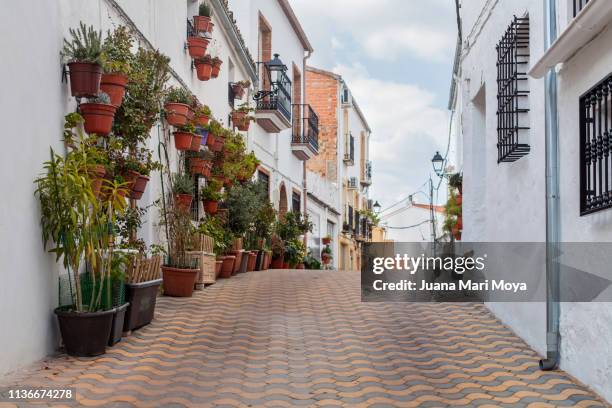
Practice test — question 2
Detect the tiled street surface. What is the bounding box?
[1,270,608,407]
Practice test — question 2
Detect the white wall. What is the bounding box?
[384,205,444,243]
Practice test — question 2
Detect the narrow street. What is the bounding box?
[1,270,607,408]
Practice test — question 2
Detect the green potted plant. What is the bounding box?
[193,3,213,33]
[63,22,103,97]
[321,245,333,265]
[80,92,117,136]
[164,86,193,126]
[187,32,210,59]
[35,119,127,356]
[211,56,223,78]
[231,103,255,131]
[100,26,133,107]
[201,179,223,215]
[284,239,306,269]
[194,104,211,127]
[231,80,251,99]
[173,172,194,212]
[194,54,214,81]
[173,122,197,151]
[444,190,462,241]
[449,172,463,194]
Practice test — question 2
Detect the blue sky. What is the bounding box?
[291,0,457,211]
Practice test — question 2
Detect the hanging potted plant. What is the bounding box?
[187,150,206,176]
[187,35,209,59]
[173,123,196,151]
[193,3,213,33]
[160,195,199,297]
[194,105,211,127]
[172,173,194,212]
[100,26,132,107]
[322,235,332,245]
[321,246,332,265]
[80,92,117,136]
[201,180,223,215]
[164,86,193,127]
[231,103,255,132]
[35,122,127,356]
[189,131,203,152]
[211,56,223,78]
[231,80,251,100]
[270,236,285,269]
[444,190,462,241]
[194,55,214,81]
[63,22,103,98]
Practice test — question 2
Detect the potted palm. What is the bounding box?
[194,55,214,81]
[63,22,103,98]
[164,86,193,126]
[100,26,132,107]
[193,3,213,33]
[80,92,117,136]
[35,120,127,356]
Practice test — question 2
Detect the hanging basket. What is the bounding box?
[195,59,213,81]
[173,131,194,151]
[100,72,128,107]
[67,62,102,98]
[80,103,117,136]
[193,15,213,33]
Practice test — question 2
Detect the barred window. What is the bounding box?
[496,16,530,163]
[580,75,612,215]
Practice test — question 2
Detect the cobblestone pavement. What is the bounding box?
[0,270,609,407]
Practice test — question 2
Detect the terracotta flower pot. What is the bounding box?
[202,162,212,178]
[220,256,235,278]
[282,262,290,269]
[130,174,150,200]
[247,252,257,272]
[232,84,245,99]
[80,103,117,136]
[211,59,222,78]
[204,199,218,215]
[232,111,251,131]
[271,257,284,269]
[214,260,223,278]
[193,15,212,33]
[100,72,128,107]
[456,194,463,206]
[88,164,106,198]
[189,133,203,151]
[205,132,216,149]
[67,62,102,98]
[173,131,194,151]
[228,250,243,274]
[190,157,206,175]
[456,216,463,230]
[195,114,210,127]
[164,103,190,126]
[195,59,213,81]
[162,265,198,297]
[296,263,305,270]
[187,36,210,59]
[175,194,193,212]
[213,137,224,152]
[186,107,195,121]
[322,237,331,245]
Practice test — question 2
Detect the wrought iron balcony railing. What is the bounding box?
[292,104,319,152]
[362,161,372,186]
[255,63,292,123]
[573,0,591,17]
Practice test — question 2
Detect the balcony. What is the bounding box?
[361,161,372,186]
[255,62,292,133]
[343,133,355,165]
[529,0,612,78]
[291,104,319,160]
[347,177,358,190]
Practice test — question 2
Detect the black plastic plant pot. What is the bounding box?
[239,252,249,274]
[255,250,264,271]
[123,279,162,332]
[55,307,115,357]
[108,303,129,346]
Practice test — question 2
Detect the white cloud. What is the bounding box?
[330,36,344,50]
[363,25,454,61]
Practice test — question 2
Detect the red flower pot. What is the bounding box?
[214,260,222,278]
[189,133,203,151]
[130,174,150,200]
[195,60,213,81]
[162,266,198,297]
[190,157,206,175]
[283,262,290,269]
[88,164,106,198]
[186,107,195,121]
[247,252,257,272]
[193,15,212,33]
[100,72,128,107]
[187,36,209,59]
[164,103,190,126]
[232,111,250,131]
[219,256,235,278]
[232,84,245,99]
[213,137,224,152]
[67,62,102,98]
[195,114,210,127]
[202,162,212,178]
[80,103,117,136]
[322,237,331,245]
[173,131,194,151]
[205,132,216,149]
[175,194,193,212]
[229,250,243,274]
[204,199,218,215]
[296,263,305,270]
[211,60,222,78]
[271,257,284,269]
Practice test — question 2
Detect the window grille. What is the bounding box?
[580,74,612,215]
[496,16,530,163]
[573,0,590,17]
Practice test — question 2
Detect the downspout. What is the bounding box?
[540,0,560,371]
[303,49,312,247]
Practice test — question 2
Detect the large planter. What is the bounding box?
[124,279,162,331]
[175,194,193,212]
[187,36,209,59]
[80,103,117,136]
[232,111,251,131]
[219,255,235,279]
[173,131,194,151]
[164,103,190,126]
[271,256,284,269]
[195,59,213,81]
[189,133,203,151]
[162,266,198,297]
[211,59,222,78]
[239,251,249,274]
[214,260,222,278]
[130,174,150,200]
[67,62,102,98]
[229,250,243,275]
[203,199,218,215]
[55,307,114,357]
[108,303,129,346]
[193,15,213,33]
[100,72,128,107]
[247,252,257,272]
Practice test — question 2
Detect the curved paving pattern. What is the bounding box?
[1,270,609,407]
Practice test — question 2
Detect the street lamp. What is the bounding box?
[373,201,382,214]
[431,151,444,176]
[253,53,288,101]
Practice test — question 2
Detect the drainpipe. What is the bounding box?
[540,0,560,371]
[303,50,312,247]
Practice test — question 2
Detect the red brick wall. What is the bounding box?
[306,69,338,179]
